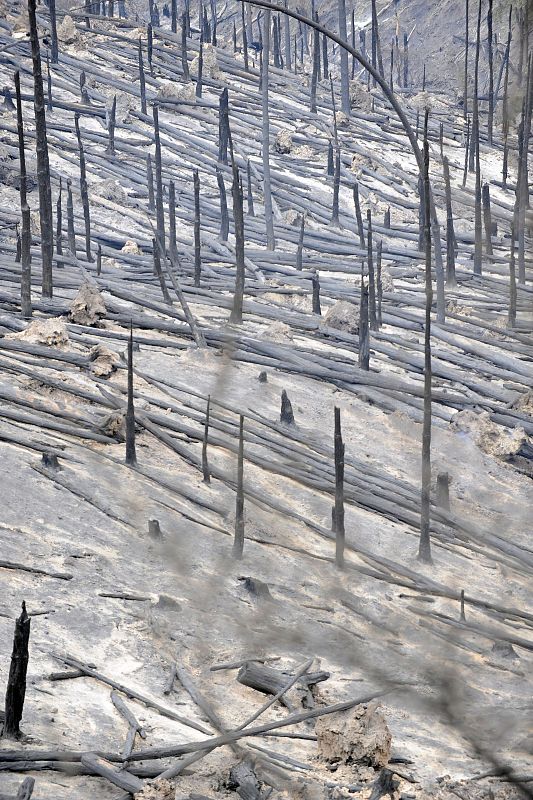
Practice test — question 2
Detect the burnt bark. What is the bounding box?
[2,602,30,740]
[125,322,137,466]
[233,415,245,559]
[193,168,201,286]
[15,71,32,319]
[74,114,93,262]
[333,406,345,569]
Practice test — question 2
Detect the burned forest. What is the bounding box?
[0,0,532,798]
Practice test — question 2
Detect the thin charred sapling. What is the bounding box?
[508,223,516,328]
[516,58,532,284]
[246,159,254,216]
[193,168,201,286]
[311,271,321,314]
[353,184,365,248]
[216,168,229,242]
[417,173,425,251]
[482,183,493,256]
[15,71,32,319]
[97,242,102,275]
[384,206,390,228]
[202,395,211,484]
[333,407,345,569]
[181,13,190,80]
[280,389,295,425]
[153,105,166,254]
[218,88,229,164]
[46,53,53,112]
[331,147,341,225]
[367,209,377,331]
[126,323,137,466]
[230,158,246,324]
[460,589,466,621]
[442,156,456,286]
[322,29,329,80]
[168,180,177,259]
[283,0,291,71]
[146,154,155,212]
[106,95,116,156]
[272,15,281,67]
[15,225,21,263]
[66,179,76,256]
[74,115,92,262]
[296,213,305,270]
[262,9,275,250]
[28,0,54,297]
[55,177,62,258]
[418,110,433,566]
[80,71,90,105]
[359,278,369,370]
[153,237,172,303]
[233,415,245,559]
[2,602,30,739]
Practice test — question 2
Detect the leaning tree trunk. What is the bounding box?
[261,9,275,250]
[74,115,93,262]
[15,71,32,319]
[28,0,53,298]
[418,110,433,565]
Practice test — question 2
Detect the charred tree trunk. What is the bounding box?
[216,168,229,242]
[463,0,469,118]
[482,182,493,257]
[376,239,382,327]
[333,407,345,569]
[353,183,365,248]
[202,395,211,484]
[472,0,482,275]
[367,209,377,331]
[152,237,172,303]
[138,39,147,115]
[218,87,229,164]
[2,602,30,740]
[181,13,190,80]
[246,159,254,216]
[125,322,137,466]
[233,415,245,559]
[262,9,275,250]
[311,271,321,314]
[230,154,246,324]
[49,0,58,63]
[106,95,116,156]
[168,179,177,259]
[508,223,516,328]
[418,110,433,566]
[296,213,305,270]
[310,12,319,114]
[74,115,93,262]
[442,156,456,286]
[196,34,204,98]
[193,168,201,286]
[28,0,53,297]
[146,154,155,212]
[55,177,62,258]
[337,0,350,114]
[153,104,166,255]
[487,0,494,143]
[331,147,341,225]
[66,179,76,256]
[15,71,32,319]
[241,3,249,70]
[359,278,369,371]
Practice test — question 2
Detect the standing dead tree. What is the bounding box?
[193,168,201,286]
[442,156,456,286]
[359,278,369,371]
[261,9,275,250]
[49,0,59,63]
[230,148,246,324]
[233,415,245,559]
[74,115,93,262]
[28,0,53,297]
[418,109,433,566]
[333,407,345,568]
[153,104,166,255]
[472,0,482,275]
[202,395,211,484]
[216,169,229,241]
[337,0,350,114]
[2,602,30,740]
[367,209,377,331]
[14,71,31,319]
[125,322,137,466]
[464,0,469,118]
